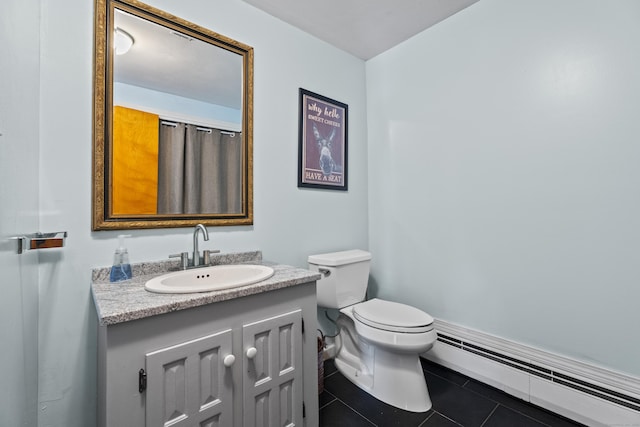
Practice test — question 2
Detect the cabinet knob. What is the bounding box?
[223,354,235,367]
[246,347,257,359]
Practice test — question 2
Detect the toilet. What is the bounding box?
[308,249,436,412]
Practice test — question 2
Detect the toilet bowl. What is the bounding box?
[309,250,436,412]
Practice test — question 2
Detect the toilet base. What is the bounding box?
[333,333,432,412]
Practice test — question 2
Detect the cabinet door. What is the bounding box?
[243,309,303,427]
[146,329,233,427]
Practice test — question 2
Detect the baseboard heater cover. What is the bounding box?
[432,322,640,414]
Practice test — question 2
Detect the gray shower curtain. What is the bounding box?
[157,122,242,214]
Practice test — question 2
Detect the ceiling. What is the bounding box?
[241,0,480,60]
[114,8,242,109]
[111,0,481,114]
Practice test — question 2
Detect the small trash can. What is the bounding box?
[317,334,325,394]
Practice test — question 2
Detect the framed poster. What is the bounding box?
[298,88,348,191]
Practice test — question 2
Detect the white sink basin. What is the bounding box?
[145,264,275,294]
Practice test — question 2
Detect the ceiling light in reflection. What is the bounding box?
[114,28,134,55]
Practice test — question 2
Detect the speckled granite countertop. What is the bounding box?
[91,251,320,326]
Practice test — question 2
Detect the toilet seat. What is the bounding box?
[353,298,434,333]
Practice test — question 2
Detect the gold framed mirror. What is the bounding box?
[93,0,253,230]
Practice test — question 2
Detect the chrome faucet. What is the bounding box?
[169,224,219,269]
[192,224,209,267]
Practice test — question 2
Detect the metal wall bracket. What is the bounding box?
[10,231,68,254]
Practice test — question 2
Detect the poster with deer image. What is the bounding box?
[298,88,348,190]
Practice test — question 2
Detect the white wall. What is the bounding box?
[114,82,242,129]
[367,0,640,377]
[37,0,368,425]
[0,0,40,425]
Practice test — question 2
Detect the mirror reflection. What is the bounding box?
[93,0,253,230]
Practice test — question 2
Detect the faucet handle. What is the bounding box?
[169,252,189,270]
[202,249,219,266]
[202,249,221,266]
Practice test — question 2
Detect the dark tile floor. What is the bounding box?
[319,358,586,427]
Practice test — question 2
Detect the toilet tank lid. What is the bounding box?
[308,249,372,266]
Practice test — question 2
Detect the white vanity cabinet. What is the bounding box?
[242,310,303,427]
[144,327,235,426]
[97,281,318,427]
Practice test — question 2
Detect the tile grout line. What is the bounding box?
[421,367,499,426]
[479,403,499,427]
[433,410,466,427]
[421,366,467,388]
[416,411,435,427]
[331,395,378,426]
[318,390,337,411]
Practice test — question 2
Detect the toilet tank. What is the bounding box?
[308,249,372,309]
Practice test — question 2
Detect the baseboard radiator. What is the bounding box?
[423,319,640,427]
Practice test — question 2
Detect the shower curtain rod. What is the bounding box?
[160,120,235,136]
[197,126,235,137]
